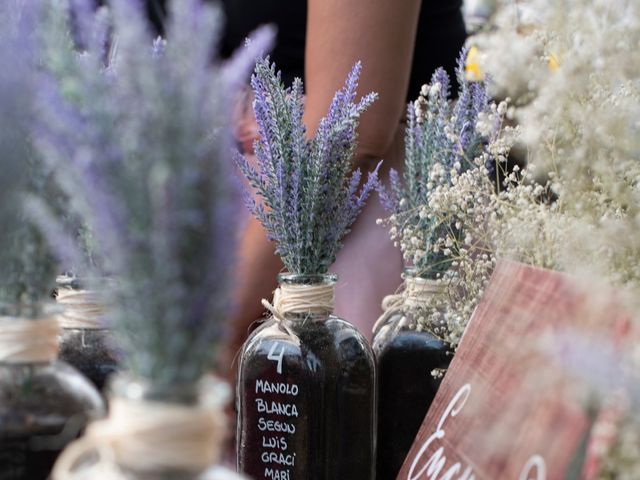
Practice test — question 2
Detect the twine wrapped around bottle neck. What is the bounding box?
[0,316,59,364]
[56,288,105,330]
[372,276,444,335]
[404,276,444,307]
[261,281,335,324]
[52,394,227,479]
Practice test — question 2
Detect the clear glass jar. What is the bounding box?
[0,359,105,480]
[56,278,119,391]
[236,273,376,480]
[372,268,452,480]
[58,328,118,391]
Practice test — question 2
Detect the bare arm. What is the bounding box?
[304,0,422,167]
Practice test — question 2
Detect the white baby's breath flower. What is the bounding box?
[429,82,441,99]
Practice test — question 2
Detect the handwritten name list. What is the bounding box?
[254,342,301,480]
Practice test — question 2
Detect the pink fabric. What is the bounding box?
[330,190,403,336]
[233,91,403,339]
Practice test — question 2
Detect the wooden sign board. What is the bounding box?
[398,260,630,480]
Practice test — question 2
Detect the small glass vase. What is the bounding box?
[236,273,376,480]
[0,315,105,480]
[52,373,246,480]
[56,276,119,391]
[372,268,452,480]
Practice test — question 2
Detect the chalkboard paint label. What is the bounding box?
[250,342,300,480]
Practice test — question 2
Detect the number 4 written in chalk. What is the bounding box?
[268,343,285,374]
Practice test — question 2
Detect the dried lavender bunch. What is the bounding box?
[27,1,112,279]
[0,1,59,317]
[235,58,379,275]
[377,53,498,278]
[36,0,272,386]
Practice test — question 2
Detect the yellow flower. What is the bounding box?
[548,51,561,72]
[465,46,484,82]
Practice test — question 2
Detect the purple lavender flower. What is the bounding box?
[377,50,497,276]
[236,58,379,275]
[0,1,60,316]
[35,0,274,386]
[452,49,490,171]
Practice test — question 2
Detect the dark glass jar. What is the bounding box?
[236,274,376,480]
[0,317,105,480]
[56,277,119,391]
[373,269,452,480]
[52,374,247,480]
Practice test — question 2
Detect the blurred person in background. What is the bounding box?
[115,0,466,368]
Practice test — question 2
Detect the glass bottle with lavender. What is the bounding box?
[33,0,276,476]
[9,0,266,477]
[0,305,105,480]
[235,59,380,479]
[0,11,107,470]
[373,61,500,479]
[237,273,376,480]
[372,268,451,480]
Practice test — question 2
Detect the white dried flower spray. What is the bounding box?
[378,68,519,348]
[463,0,640,475]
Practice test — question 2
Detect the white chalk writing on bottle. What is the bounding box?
[257,341,299,480]
[267,343,286,374]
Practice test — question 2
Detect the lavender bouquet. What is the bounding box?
[377,52,500,278]
[0,10,105,479]
[235,59,379,480]
[0,1,59,318]
[235,58,379,275]
[36,0,272,387]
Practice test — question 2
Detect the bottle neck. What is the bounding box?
[269,273,337,322]
[402,265,441,281]
[403,275,444,306]
[0,313,60,365]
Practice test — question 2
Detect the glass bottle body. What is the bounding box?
[0,360,105,480]
[58,327,118,391]
[237,275,376,480]
[373,278,451,480]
